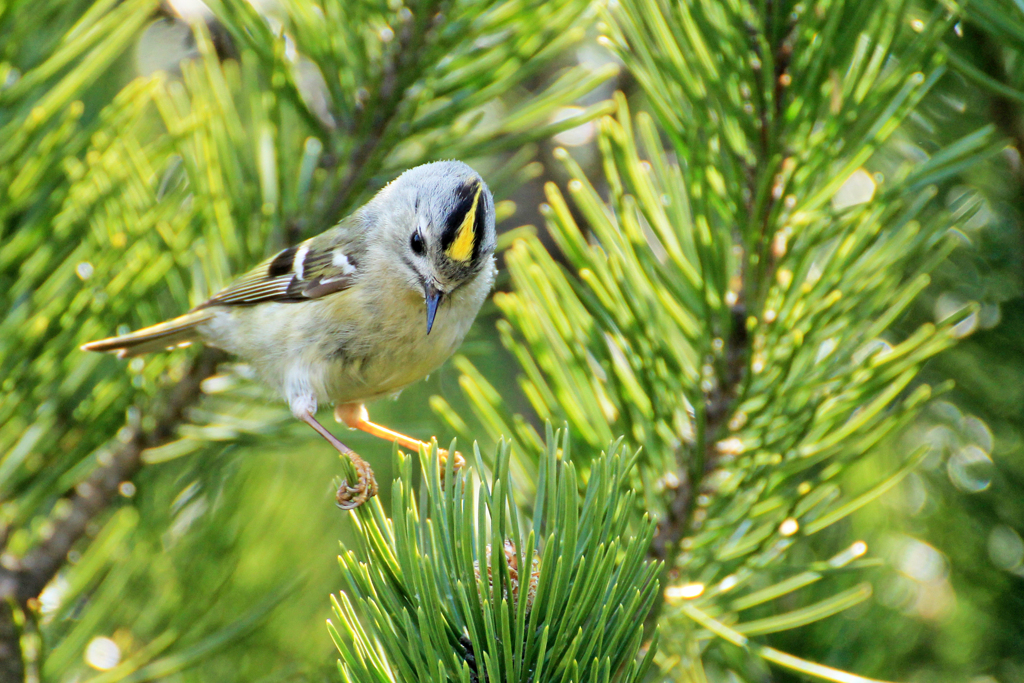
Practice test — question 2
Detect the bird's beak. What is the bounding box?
[424,282,443,335]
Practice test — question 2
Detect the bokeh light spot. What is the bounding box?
[947,445,994,493]
[85,637,121,671]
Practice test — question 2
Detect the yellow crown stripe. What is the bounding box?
[447,183,483,262]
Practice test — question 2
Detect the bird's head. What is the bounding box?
[372,160,496,334]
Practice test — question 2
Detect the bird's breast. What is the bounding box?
[315,277,486,405]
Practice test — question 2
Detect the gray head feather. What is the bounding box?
[365,160,496,296]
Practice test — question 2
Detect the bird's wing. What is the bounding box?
[196,220,367,309]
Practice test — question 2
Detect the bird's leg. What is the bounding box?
[334,403,465,473]
[299,411,378,510]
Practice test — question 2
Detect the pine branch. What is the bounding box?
[435,3,1004,681]
[652,4,795,579]
[0,348,224,679]
[648,305,747,636]
[1,349,225,606]
[320,4,434,227]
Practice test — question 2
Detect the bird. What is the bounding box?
[82,160,497,509]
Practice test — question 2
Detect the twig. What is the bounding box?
[646,305,748,633]
[649,472,693,565]
[321,5,437,227]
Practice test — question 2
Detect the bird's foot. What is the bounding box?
[438,447,466,485]
[297,410,378,510]
[336,452,378,510]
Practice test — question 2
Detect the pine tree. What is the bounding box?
[0,0,1010,681]
[427,0,1003,680]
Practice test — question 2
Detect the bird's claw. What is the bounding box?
[437,447,466,485]
[335,455,378,510]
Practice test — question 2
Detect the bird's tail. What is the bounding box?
[81,310,213,358]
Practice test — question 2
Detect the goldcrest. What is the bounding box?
[83,160,497,508]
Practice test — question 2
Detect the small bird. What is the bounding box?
[83,160,497,508]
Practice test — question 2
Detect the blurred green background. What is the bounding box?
[2,0,1023,681]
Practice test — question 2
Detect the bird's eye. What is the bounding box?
[410,230,425,255]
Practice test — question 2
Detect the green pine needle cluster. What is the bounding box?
[331,430,658,683]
